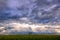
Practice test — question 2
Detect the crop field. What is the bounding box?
[0,35,60,40]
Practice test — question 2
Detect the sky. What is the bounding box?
[0,0,60,34]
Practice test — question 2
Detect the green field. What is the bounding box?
[0,35,60,40]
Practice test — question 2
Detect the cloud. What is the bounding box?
[0,20,60,34]
[0,0,60,34]
[0,0,59,23]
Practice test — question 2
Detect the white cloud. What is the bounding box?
[0,20,60,34]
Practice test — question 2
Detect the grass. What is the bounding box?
[0,35,60,40]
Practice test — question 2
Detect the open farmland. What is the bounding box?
[0,35,60,40]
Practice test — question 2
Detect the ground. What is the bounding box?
[0,35,60,40]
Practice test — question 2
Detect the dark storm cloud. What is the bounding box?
[0,0,60,24]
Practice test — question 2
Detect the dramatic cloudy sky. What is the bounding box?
[0,0,60,34]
